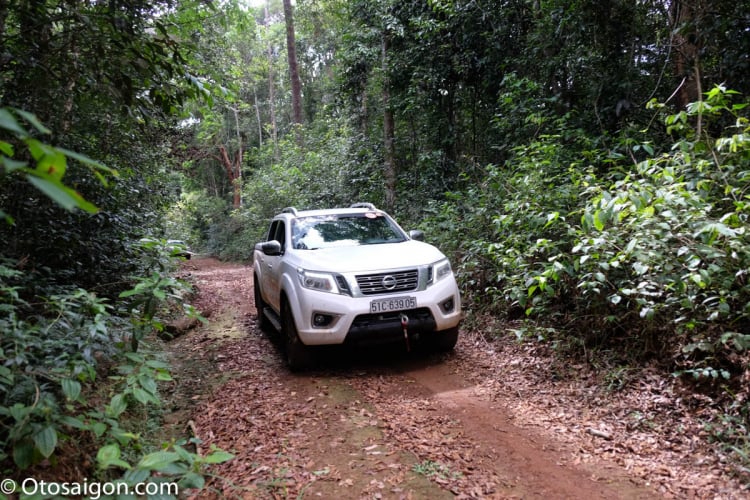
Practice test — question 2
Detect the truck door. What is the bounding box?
[262,220,286,313]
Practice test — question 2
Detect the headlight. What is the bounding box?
[429,258,453,285]
[297,268,341,294]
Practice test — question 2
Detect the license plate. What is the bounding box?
[370,296,417,314]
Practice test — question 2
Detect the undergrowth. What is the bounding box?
[0,239,230,498]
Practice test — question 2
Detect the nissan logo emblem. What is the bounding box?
[381,275,397,290]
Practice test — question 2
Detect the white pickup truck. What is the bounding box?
[253,203,462,370]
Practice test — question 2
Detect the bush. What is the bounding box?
[1,245,227,492]
[421,131,589,313]
[425,86,750,371]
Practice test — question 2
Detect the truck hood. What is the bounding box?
[290,240,447,273]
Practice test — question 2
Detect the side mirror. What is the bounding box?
[261,240,282,256]
[409,230,425,241]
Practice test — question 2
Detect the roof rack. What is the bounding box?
[281,207,298,216]
[350,202,377,210]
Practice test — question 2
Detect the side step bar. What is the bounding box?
[263,307,282,332]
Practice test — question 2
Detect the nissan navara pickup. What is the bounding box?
[253,203,462,370]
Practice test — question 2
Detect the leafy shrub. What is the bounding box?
[0,263,119,468]
[421,131,589,312]
[426,85,750,371]
[565,87,748,360]
[0,107,157,299]
[571,146,750,356]
[1,244,226,492]
[0,107,114,220]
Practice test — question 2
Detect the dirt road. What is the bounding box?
[165,258,746,499]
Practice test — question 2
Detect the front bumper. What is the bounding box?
[291,276,462,346]
[345,307,436,346]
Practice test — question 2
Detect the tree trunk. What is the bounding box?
[265,0,279,161]
[217,146,241,209]
[253,86,263,148]
[230,106,243,208]
[382,32,396,212]
[669,0,702,109]
[61,14,78,134]
[283,0,303,132]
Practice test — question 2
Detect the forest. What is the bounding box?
[1,0,749,494]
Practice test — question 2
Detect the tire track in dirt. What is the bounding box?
[398,360,654,498]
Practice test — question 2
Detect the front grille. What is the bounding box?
[356,269,419,295]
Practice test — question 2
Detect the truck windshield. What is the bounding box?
[292,214,406,250]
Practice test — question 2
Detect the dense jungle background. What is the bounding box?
[1,0,749,494]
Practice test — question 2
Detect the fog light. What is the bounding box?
[440,297,455,313]
[312,313,336,328]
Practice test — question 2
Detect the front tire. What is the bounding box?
[281,301,314,371]
[430,327,459,352]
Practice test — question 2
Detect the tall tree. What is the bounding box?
[669,0,703,110]
[382,29,396,211]
[266,0,280,161]
[283,0,304,129]
[221,106,243,208]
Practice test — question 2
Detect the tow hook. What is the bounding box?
[400,313,410,352]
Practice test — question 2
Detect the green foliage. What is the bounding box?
[97,440,233,492]
[247,124,358,209]
[427,86,750,369]
[0,0,197,296]
[703,401,750,474]
[1,1,203,123]
[0,1,232,491]
[1,263,117,468]
[165,190,226,250]
[420,85,750,465]
[0,107,116,222]
[118,239,203,350]
[422,129,588,311]
[0,244,225,492]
